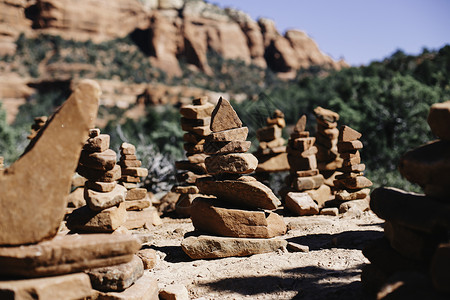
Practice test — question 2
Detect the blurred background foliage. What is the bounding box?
[1,33,449,193]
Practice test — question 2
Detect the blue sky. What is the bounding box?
[212,0,450,66]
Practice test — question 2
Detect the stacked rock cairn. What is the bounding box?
[0,81,157,299]
[181,97,287,259]
[118,142,161,230]
[27,115,47,140]
[254,109,290,173]
[313,106,343,188]
[333,125,373,216]
[362,100,450,298]
[165,96,213,217]
[67,129,128,234]
[284,115,333,216]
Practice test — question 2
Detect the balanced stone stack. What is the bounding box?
[333,125,373,215]
[362,100,450,298]
[313,106,343,187]
[27,116,47,140]
[118,142,161,229]
[284,115,333,215]
[67,129,128,234]
[181,97,287,259]
[163,97,213,217]
[254,109,290,173]
[0,80,157,300]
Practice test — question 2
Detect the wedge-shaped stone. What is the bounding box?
[0,273,92,300]
[85,180,117,192]
[0,80,100,246]
[180,102,214,119]
[190,198,286,238]
[87,255,144,292]
[257,125,281,142]
[431,243,450,293]
[67,204,127,233]
[208,126,248,142]
[285,192,319,216]
[313,106,339,123]
[370,187,450,233]
[399,140,450,188]
[204,141,251,154]
[210,97,242,131]
[85,184,127,211]
[255,152,290,173]
[121,167,148,177]
[0,234,140,278]
[120,142,136,155]
[338,125,362,142]
[337,140,363,152]
[428,100,450,141]
[196,176,281,209]
[125,188,147,200]
[205,153,258,174]
[335,188,370,201]
[79,149,117,171]
[293,174,324,191]
[122,199,151,211]
[293,115,307,133]
[77,164,121,183]
[182,235,287,259]
[93,272,158,300]
[84,134,110,152]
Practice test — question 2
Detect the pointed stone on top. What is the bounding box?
[294,115,307,133]
[210,97,242,132]
[338,125,362,142]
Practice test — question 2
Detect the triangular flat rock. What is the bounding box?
[294,115,307,133]
[210,97,242,132]
[0,80,100,246]
[339,125,362,142]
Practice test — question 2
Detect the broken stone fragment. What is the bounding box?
[205,153,258,174]
[190,197,286,238]
[93,272,158,300]
[285,192,319,216]
[0,79,100,246]
[86,255,144,292]
[0,234,140,277]
[84,134,110,152]
[181,235,287,259]
[196,176,281,210]
[136,249,158,270]
[120,142,136,155]
[66,203,128,233]
[338,197,370,214]
[79,149,117,171]
[159,284,190,300]
[85,184,127,211]
[210,97,242,132]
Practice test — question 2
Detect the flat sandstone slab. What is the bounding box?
[182,235,287,259]
[0,234,140,278]
[196,176,281,209]
[0,273,92,300]
[0,80,100,246]
[190,197,286,238]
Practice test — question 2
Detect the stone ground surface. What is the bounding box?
[148,211,384,299]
